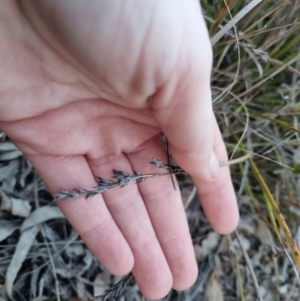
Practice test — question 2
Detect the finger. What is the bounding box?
[25,153,134,275]
[86,152,172,300]
[195,117,239,234]
[150,13,239,233]
[127,134,198,291]
[153,79,239,233]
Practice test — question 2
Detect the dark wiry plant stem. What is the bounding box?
[54,158,185,201]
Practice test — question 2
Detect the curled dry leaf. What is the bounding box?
[10,197,31,217]
[0,189,31,217]
[21,206,65,232]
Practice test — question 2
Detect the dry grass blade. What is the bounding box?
[43,225,61,301]
[248,109,300,134]
[234,230,264,301]
[267,57,300,77]
[234,252,245,301]
[249,158,300,270]
[211,0,265,45]
[212,0,237,30]
[263,189,282,245]
[239,53,300,97]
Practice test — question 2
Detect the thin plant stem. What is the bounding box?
[234,230,264,301]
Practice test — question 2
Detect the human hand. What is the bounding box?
[0,1,239,298]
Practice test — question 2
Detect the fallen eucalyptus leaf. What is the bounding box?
[0,142,19,152]
[5,225,39,299]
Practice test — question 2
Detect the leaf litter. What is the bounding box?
[5,225,40,299]
[2,145,300,300]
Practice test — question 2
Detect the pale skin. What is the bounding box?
[0,1,239,299]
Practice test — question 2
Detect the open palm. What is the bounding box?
[0,1,239,298]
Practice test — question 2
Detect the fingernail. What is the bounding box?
[209,151,219,179]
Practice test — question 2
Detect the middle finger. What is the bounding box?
[86,153,172,299]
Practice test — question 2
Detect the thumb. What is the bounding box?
[152,55,218,183]
[151,35,239,234]
[152,70,239,234]
[149,5,218,182]
[153,83,218,183]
